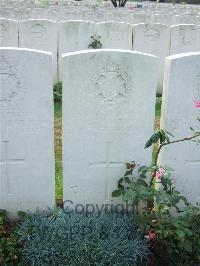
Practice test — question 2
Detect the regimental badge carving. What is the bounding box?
[0,56,25,108]
[30,23,47,39]
[179,28,196,45]
[95,58,131,104]
[144,27,160,42]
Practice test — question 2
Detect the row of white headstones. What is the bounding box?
[0,6,200,24]
[1,19,200,94]
[0,48,199,216]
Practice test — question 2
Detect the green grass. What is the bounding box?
[54,102,62,201]
[54,98,162,200]
[155,97,162,118]
[54,102,62,118]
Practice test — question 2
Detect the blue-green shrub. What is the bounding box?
[17,209,150,265]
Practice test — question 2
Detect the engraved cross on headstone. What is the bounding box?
[0,141,25,195]
[89,142,124,202]
[186,160,200,165]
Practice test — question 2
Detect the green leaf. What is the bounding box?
[176,229,185,239]
[118,177,124,184]
[138,166,149,174]
[123,190,136,201]
[144,139,152,149]
[124,170,133,176]
[139,188,151,200]
[160,130,167,143]
[118,184,124,191]
[124,176,131,183]
[140,173,148,179]
[150,164,157,170]
[152,131,162,143]
[145,131,160,148]
[137,179,148,187]
[112,190,121,197]
[183,240,193,252]
[183,228,193,236]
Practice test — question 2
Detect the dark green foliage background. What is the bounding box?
[53,81,62,103]
[0,209,22,265]
[17,210,150,266]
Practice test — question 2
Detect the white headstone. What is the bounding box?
[159,52,200,206]
[197,16,200,25]
[0,48,55,215]
[14,9,32,20]
[0,19,18,47]
[132,13,145,24]
[173,14,197,25]
[84,11,96,22]
[170,24,200,55]
[134,23,170,94]
[58,20,94,80]
[32,8,48,20]
[0,9,12,19]
[96,22,133,49]
[106,12,118,22]
[152,14,172,25]
[18,19,58,82]
[61,9,79,21]
[62,49,157,206]
[95,9,106,22]
[47,7,60,20]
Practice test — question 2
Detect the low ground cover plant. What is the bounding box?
[17,210,150,265]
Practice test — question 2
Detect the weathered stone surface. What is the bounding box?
[62,49,157,206]
[0,48,55,215]
[58,20,94,80]
[134,23,170,94]
[170,24,200,55]
[96,22,133,49]
[59,20,94,54]
[159,52,200,206]
[18,19,58,82]
[0,19,18,47]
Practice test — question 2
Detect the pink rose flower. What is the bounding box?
[145,231,156,241]
[193,101,200,109]
[156,168,165,180]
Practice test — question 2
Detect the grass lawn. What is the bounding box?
[54,98,162,200]
[54,102,62,201]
